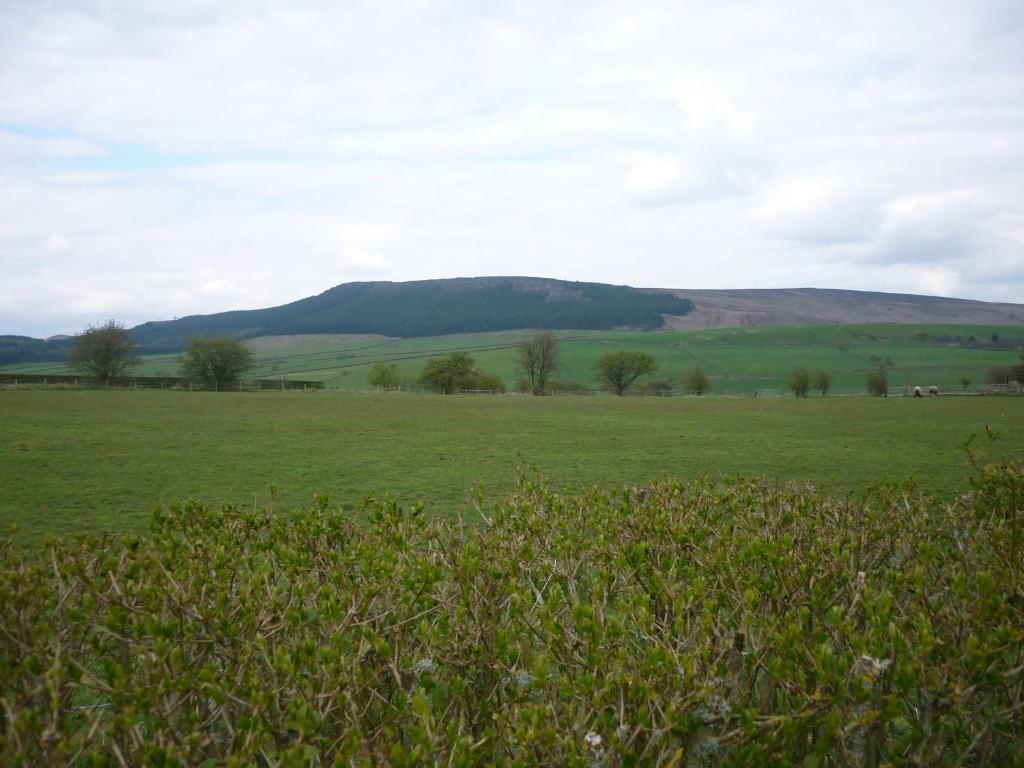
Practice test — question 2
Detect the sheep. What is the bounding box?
[928,385,939,397]
[913,386,923,398]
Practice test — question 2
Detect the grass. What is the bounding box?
[2,389,1021,544]
[3,322,1021,393]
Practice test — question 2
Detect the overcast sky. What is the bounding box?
[1,0,1022,337]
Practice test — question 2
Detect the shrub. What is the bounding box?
[684,366,712,395]
[547,379,592,395]
[469,371,506,393]
[368,361,400,389]
[3,463,1023,764]
[180,337,255,385]
[866,360,893,397]
[642,378,675,396]
[595,350,657,395]
[815,369,832,396]
[419,353,503,394]
[788,368,811,397]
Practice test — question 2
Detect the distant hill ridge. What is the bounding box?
[1,277,1021,365]
[129,277,695,352]
[662,287,1024,330]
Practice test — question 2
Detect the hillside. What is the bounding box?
[3,279,1022,366]
[129,277,695,352]
[661,287,1024,329]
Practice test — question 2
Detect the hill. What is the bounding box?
[662,287,1024,328]
[129,277,695,352]
[3,279,1022,366]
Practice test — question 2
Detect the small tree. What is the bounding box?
[419,352,475,394]
[684,366,711,396]
[865,360,892,397]
[66,320,141,380]
[368,362,399,389]
[181,337,255,387]
[815,369,832,396]
[596,350,657,395]
[959,376,971,391]
[517,332,559,395]
[789,368,811,398]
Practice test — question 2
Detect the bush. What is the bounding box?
[368,361,400,389]
[419,352,473,393]
[180,337,255,385]
[684,366,712,395]
[418,353,504,394]
[642,378,675,396]
[866,361,893,397]
[788,368,811,397]
[468,371,506,393]
[595,350,657,395]
[815,369,832,396]
[547,379,592,395]
[3,463,1023,764]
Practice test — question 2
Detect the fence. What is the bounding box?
[0,373,323,391]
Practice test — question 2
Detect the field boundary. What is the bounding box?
[0,373,324,391]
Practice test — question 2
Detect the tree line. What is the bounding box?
[64,321,1024,396]
[66,321,257,386]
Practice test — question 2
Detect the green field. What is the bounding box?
[2,389,1021,544]
[4,323,1022,393]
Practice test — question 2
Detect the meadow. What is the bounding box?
[2,389,1021,545]
[4,322,1022,394]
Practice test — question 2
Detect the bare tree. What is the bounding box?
[517,332,559,395]
[66,320,141,380]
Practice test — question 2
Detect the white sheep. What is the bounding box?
[928,385,938,397]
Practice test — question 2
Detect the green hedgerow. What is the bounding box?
[2,462,1022,765]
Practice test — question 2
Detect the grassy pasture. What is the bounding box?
[1,389,1021,544]
[4,323,1021,393]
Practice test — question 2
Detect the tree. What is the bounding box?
[596,350,657,395]
[865,359,893,397]
[789,368,811,398]
[684,366,712,396]
[66,320,140,380]
[181,337,255,386]
[959,376,971,390]
[517,332,559,395]
[368,362,399,389]
[815,369,832,396]
[419,352,475,394]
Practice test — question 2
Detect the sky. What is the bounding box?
[1,0,1022,337]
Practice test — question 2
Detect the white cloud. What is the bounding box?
[754,173,884,244]
[0,128,104,159]
[0,0,1022,336]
